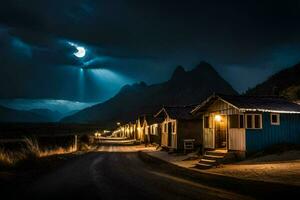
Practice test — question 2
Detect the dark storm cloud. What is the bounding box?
[0,0,300,102]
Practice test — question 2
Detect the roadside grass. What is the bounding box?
[0,137,77,169]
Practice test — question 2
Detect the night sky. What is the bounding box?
[1,0,300,107]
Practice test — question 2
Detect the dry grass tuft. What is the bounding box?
[0,137,77,168]
[38,145,77,157]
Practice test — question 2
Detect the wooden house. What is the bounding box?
[155,106,202,151]
[145,116,164,145]
[134,115,162,144]
[192,94,300,157]
[136,115,146,142]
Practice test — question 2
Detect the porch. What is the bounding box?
[203,113,246,152]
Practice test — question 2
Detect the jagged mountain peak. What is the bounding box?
[171,65,186,80]
[119,81,148,93]
[62,63,237,127]
[193,61,216,73]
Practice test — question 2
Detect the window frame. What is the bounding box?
[151,124,158,135]
[164,123,167,133]
[229,114,245,129]
[229,114,239,128]
[270,113,280,125]
[172,121,176,134]
[203,115,211,129]
[239,114,245,128]
[245,114,262,129]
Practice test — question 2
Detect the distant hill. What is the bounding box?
[0,105,49,122]
[29,109,63,122]
[62,62,237,127]
[246,62,300,100]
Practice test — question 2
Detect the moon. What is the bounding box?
[74,46,86,58]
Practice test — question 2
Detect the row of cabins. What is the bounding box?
[116,94,300,158]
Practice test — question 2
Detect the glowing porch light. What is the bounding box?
[94,132,101,138]
[214,115,222,122]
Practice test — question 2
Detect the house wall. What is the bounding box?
[229,128,246,151]
[177,119,202,150]
[161,121,168,147]
[246,113,300,153]
[150,124,161,145]
[136,119,144,141]
[161,118,177,148]
[144,121,152,143]
[140,121,148,142]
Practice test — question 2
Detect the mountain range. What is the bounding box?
[62,62,237,127]
[246,62,300,100]
[0,107,71,123]
[29,109,63,122]
[0,105,49,123]
[2,61,300,124]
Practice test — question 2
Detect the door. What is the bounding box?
[167,122,172,146]
[215,115,227,149]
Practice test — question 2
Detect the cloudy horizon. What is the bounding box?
[1,0,300,102]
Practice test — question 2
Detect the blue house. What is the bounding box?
[192,94,300,156]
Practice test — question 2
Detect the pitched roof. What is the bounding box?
[192,94,300,114]
[145,115,164,125]
[155,106,197,120]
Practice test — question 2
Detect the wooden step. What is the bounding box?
[199,158,217,165]
[205,150,227,157]
[203,154,224,160]
[201,158,217,163]
[195,163,213,170]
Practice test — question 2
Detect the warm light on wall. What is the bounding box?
[94,132,101,138]
[214,115,222,122]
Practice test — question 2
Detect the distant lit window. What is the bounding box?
[151,125,158,135]
[271,113,280,125]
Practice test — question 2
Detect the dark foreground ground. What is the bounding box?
[1,145,300,200]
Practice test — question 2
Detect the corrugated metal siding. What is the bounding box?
[229,129,245,150]
[246,113,300,153]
